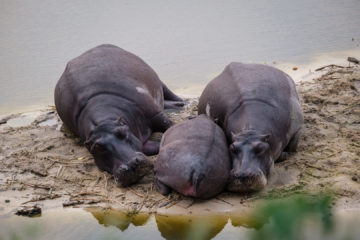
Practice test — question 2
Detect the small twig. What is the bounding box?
[30,169,48,177]
[136,195,148,213]
[104,173,108,190]
[108,198,125,205]
[56,165,64,177]
[63,200,84,207]
[129,188,146,198]
[20,182,51,190]
[315,64,344,71]
[95,175,101,185]
[22,194,61,204]
[215,197,234,206]
[165,200,180,209]
[46,161,57,170]
[184,200,195,209]
[303,163,326,171]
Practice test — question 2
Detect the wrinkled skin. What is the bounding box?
[198,63,303,192]
[84,119,153,187]
[227,131,273,192]
[55,44,183,187]
[155,115,231,199]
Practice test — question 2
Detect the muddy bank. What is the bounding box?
[0,64,359,216]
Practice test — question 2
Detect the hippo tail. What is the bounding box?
[181,171,205,198]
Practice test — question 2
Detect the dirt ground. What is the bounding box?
[0,64,359,216]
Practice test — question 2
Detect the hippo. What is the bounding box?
[155,114,230,199]
[55,44,183,187]
[198,63,303,192]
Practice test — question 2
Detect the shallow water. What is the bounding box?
[1,207,359,240]
[0,208,252,240]
[1,0,360,114]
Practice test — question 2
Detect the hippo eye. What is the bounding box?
[253,143,266,155]
[230,144,241,154]
[115,126,128,139]
[94,142,107,153]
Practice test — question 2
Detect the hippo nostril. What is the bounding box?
[231,170,240,178]
[238,169,264,183]
[119,164,129,172]
[134,157,144,165]
[238,173,250,183]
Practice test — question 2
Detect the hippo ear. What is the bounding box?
[231,131,236,142]
[229,143,237,154]
[261,134,271,143]
[84,139,93,150]
[115,126,128,139]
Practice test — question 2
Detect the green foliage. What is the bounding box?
[250,194,333,240]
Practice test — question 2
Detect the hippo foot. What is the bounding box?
[143,140,160,156]
[284,130,301,152]
[155,180,171,195]
[276,152,288,163]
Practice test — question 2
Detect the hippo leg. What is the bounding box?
[162,83,184,109]
[156,179,171,195]
[163,83,183,102]
[276,152,288,162]
[143,140,160,156]
[285,130,301,152]
[276,130,301,162]
[165,101,185,109]
[151,112,174,132]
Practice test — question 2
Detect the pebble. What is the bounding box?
[348,57,359,64]
[15,205,42,217]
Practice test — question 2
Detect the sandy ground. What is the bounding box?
[0,64,359,217]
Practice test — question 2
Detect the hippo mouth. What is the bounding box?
[113,158,154,187]
[227,170,267,192]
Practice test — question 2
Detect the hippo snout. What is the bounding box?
[113,153,153,187]
[118,164,129,172]
[228,168,267,192]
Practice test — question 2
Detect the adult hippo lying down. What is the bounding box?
[198,63,303,192]
[155,115,230,199]
[55,44,183,187]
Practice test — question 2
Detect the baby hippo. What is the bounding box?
[155,115,230,199]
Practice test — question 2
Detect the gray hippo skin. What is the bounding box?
[198,63,303,192]
[155,115,230,199]
[55,44,183,187]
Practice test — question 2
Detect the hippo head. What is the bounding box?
[227,131,273,192]
[85,118,153,187]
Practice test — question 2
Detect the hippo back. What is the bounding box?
[155,115,230,199]
[55,44,164,136]
[198,63,303,158]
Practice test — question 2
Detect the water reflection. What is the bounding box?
[155,214,228,240]
[83,195,360,240]
[86,207,237,240]
[88,208,150,231]
[230,214,262,230]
